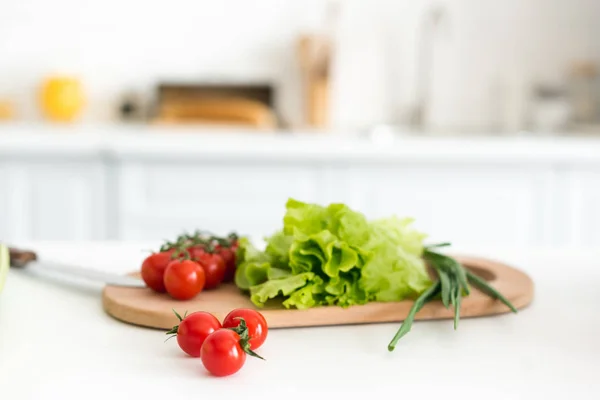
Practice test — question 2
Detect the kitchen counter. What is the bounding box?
[1,123,600,163]
[1,242,599,399]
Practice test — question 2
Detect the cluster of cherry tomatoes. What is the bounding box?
[166,308,268,377]
[141,232,239,300]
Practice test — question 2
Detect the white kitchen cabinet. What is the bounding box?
[0,157,597,248]
[562,167,600,246]
[0,159,107,242]
[111,159,559,247]
[1,126,599,247]
[1,158,590,248]
[320,164,555,247]
[114,160,322,241]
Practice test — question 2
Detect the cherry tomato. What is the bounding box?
[222,308,268,350]
[215,245,236,282]
[200,329,246,377]
[186,245,205,260]
[163,259,205,300]
[167,311,222,357]
[193,251,226,290]
[228,239,239,258]
[230,240,239,262]
[227,234,239,250]
[141,250,174,292]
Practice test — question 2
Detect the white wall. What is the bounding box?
[0,0,598,131]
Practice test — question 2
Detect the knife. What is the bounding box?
[8,247,146,288]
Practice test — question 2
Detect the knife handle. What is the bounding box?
[8,248,38,268]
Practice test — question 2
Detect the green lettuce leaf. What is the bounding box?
[288,234,326,274]
[283,199,329,236]
[250,272,315,307]
[267,267,292,280]
[288,230,362,278]
[235,198,432,309]
[360,217,431,301]
[234,238,273,290]
[264,230,293,268]
[281,276,325,309]
[367,216,427,256]
[326,203,370,247]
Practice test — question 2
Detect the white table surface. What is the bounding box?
[1,242,599,400]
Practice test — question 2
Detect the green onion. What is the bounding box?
[466,270,518,313]
[387,245,517,351]
[387,281,441,351]
[452,284,461,330]
[437,269,451,308]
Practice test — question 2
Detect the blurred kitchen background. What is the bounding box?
[0,0,599,248]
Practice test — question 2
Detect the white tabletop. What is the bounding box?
[1,242,599,399]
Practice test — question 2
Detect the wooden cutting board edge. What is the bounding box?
[102,255,534,330]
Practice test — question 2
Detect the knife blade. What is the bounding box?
[8,247,146,288]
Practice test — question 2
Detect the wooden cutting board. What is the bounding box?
[102,255,534,330]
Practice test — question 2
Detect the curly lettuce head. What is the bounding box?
[235,199,432,309]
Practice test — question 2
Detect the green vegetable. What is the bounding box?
[386,280,441,348]
[387,246,518,351]
[232,199,518,351]
[235,198,432,309]
[466,270,517,313]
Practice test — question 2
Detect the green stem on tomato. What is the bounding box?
[165,309,189,341]
[226,317,266,361]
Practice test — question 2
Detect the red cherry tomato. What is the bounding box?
[215,245,236,282]
[141,250,174,292]
[200,329,246,377]
[167,311,222,357]
[222,308,268,350]
[186,245,205,260]
[227,236,239,251]
[193,251,226,290]
[163,259,205,300]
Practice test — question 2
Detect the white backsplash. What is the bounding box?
[0,0,598,131]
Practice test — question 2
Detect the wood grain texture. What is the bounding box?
[102,255,534,330]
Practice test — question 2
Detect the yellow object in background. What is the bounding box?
[40,76,85,122]
[0,100,15,121]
